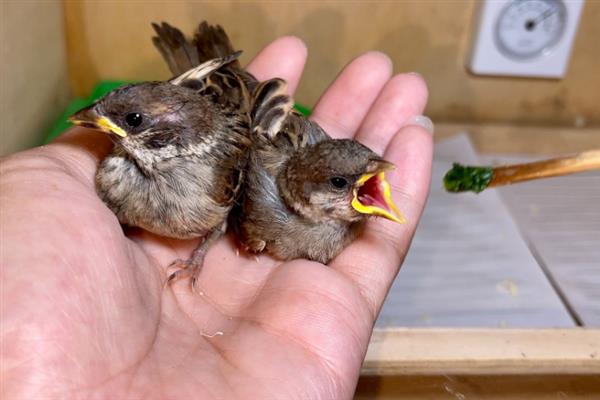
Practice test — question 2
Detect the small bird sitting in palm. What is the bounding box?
[70,30,252,288]
[234,78,405,264]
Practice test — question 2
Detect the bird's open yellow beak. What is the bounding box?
[351,170,406,224]
[69,106,128,138]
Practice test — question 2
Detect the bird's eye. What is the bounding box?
[125,113,143,127]
[330,177,348,189]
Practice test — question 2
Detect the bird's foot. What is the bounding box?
[166,255,205,292]
[165,224,225,292]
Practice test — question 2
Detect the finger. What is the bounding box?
[310,52,392,139]
[330,124,433,319]
[354,73,428,154]
[245,36,307,94]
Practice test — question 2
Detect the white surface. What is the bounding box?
[468,0,584,78]
[489,156,600,327]
[376,134,575,328]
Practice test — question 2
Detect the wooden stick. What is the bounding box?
[489,150,600,188]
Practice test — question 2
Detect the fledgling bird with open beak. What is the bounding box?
[233,79,405,264]
[69,29,252,288]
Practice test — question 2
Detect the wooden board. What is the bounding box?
[355,374,600,399]
[435,124,600,156]
[363,328,600,376]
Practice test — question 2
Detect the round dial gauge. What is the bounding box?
[495,0,568,60]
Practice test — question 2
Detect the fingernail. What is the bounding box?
[407,115,434,135]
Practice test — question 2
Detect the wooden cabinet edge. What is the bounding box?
[362,328,600,375]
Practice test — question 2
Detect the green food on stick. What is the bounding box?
[443,163,493,193]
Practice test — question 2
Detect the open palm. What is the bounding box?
[1,37,432,399]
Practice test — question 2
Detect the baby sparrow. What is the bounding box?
[233,79,406,263]
[70,28,252,288]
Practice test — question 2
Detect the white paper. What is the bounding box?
[376,134,575,328]
[487,155,600,327]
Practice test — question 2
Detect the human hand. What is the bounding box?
[0,37,432,399]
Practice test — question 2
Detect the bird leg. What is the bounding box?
[166,222,227,290]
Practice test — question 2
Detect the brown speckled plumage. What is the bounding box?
[71,22,256,286]
[92,82,250,240]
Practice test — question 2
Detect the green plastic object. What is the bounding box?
[293,103,311,117]
[45,80,311,144]
[44,97,92,144]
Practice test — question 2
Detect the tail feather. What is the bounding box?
[151,22,199,76]
[194,21,240,68]
[152,21,240,76]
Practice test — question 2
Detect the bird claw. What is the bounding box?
[166,258,203,292]
[164,225,221,292]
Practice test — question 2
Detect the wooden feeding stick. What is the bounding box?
[444,150,600,193]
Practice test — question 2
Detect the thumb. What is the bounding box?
[44,126,113,188]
